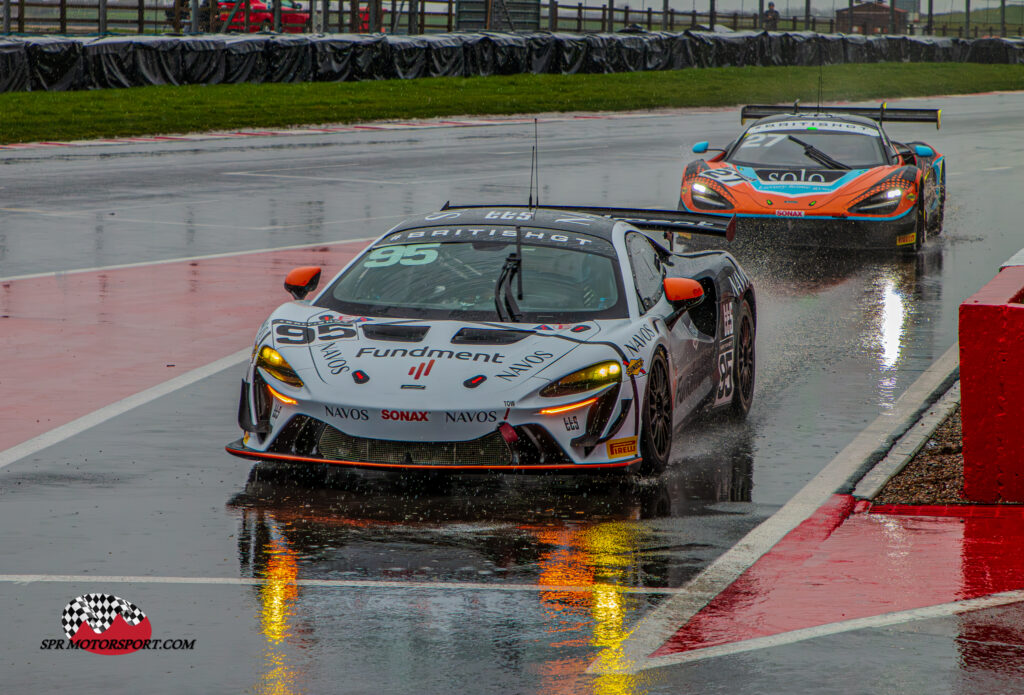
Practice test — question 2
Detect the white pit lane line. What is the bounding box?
[588,342,961,675]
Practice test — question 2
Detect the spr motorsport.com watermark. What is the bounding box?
[40,593,196,655]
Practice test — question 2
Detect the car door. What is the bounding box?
[624,233,710,424]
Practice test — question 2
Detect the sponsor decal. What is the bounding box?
[408,359,435,380]
[381,410,429,422]
[356,346,505,364]
[563,415,580,432]
[445,411,498,424]
[325,406,369,420]
[318,313,369,324]
[754,168,846,184]
[45,594,194,655]
[896,232,917,246]
[775,209,805,217]
[380,228,615,256]
[623,325,657,355]
[747,120,879,136]
[606,436,638,458]
[494,350,555,381]
[318,342,351,375]
[364,243,440,268]
[625,358,645,377]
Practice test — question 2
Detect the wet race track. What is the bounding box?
[2,92,1024,693]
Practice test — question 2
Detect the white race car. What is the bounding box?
[226,205,756,475]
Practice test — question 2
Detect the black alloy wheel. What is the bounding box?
[638,350,672,476]
[730,300,755,418]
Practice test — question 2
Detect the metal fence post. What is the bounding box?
[669,7,674,29]
[446,0,452,31]
[137,0,144,32]
[577,2,582,31]
[408,0,417,32]
[927,0,933,33]
[1,0,8,33]
[646,6,652,29]
[661,0,667,28]
[623,4,628,25]
[888,0,894,33]
[608,0,614,30]
[321,0,328,31]
[99,0,107,32]
[548,0,556,29]
[190,0,199,31]
[1000,0,1005,35]
[709,0,715,28]
[804,0,809,29]
[60,0,67,32]
[964,0,969,37]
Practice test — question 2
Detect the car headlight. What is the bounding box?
[849,187,904,215]
[540,360,621,398]
[690,181,732,210]
[256,346,303,387]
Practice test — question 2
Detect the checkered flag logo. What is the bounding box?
[61,594,147,640]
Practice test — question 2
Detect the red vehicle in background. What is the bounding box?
[195,0,311,32]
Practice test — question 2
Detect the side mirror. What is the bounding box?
[692,141,710,154]
[664,277,704,309]
[284,266,321,300]
[913,144,934,158]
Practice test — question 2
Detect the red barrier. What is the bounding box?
[959,258,1024,502]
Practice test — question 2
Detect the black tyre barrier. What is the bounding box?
[0,30,1021,93]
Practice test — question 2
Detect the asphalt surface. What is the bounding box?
[2,92,1024,693]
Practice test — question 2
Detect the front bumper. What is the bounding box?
[679,203,918,251]
[228,378,642,472]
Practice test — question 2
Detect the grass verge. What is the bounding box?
[2,62,1023,144]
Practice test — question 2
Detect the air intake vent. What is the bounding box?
[361,324,429,342]
[452,328,533,345]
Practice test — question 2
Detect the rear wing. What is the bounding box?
[740,102,941,129]
[440,203,736,242]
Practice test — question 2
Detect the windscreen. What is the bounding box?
[316,227,626,322]
[727,123,887,169]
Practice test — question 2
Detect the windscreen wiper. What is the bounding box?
[787,135,850,170]
[493,254,522,323]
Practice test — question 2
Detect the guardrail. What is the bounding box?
[2,0,1023,37]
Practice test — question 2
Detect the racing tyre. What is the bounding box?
[729,300,756,419]
[638,350,672,476]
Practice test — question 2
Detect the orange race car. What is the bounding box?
[679,104,945,252]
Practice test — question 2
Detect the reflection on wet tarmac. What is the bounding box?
[227,429,756,694]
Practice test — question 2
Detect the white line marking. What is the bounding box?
[0,234,380,283]
[0,574,683,594]
[590,341,961,675]
[637,589,1024,670]
[0,350,250,471]
[224,171,527,185]
[982,166,1012,172]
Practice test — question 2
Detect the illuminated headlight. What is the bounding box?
[540,361,621,398]
[256,346,303,387]
[690,181,731,210]
[850,187,905,215]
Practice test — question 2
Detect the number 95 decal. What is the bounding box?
[364,243,440,268]
[275,322,357,345]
